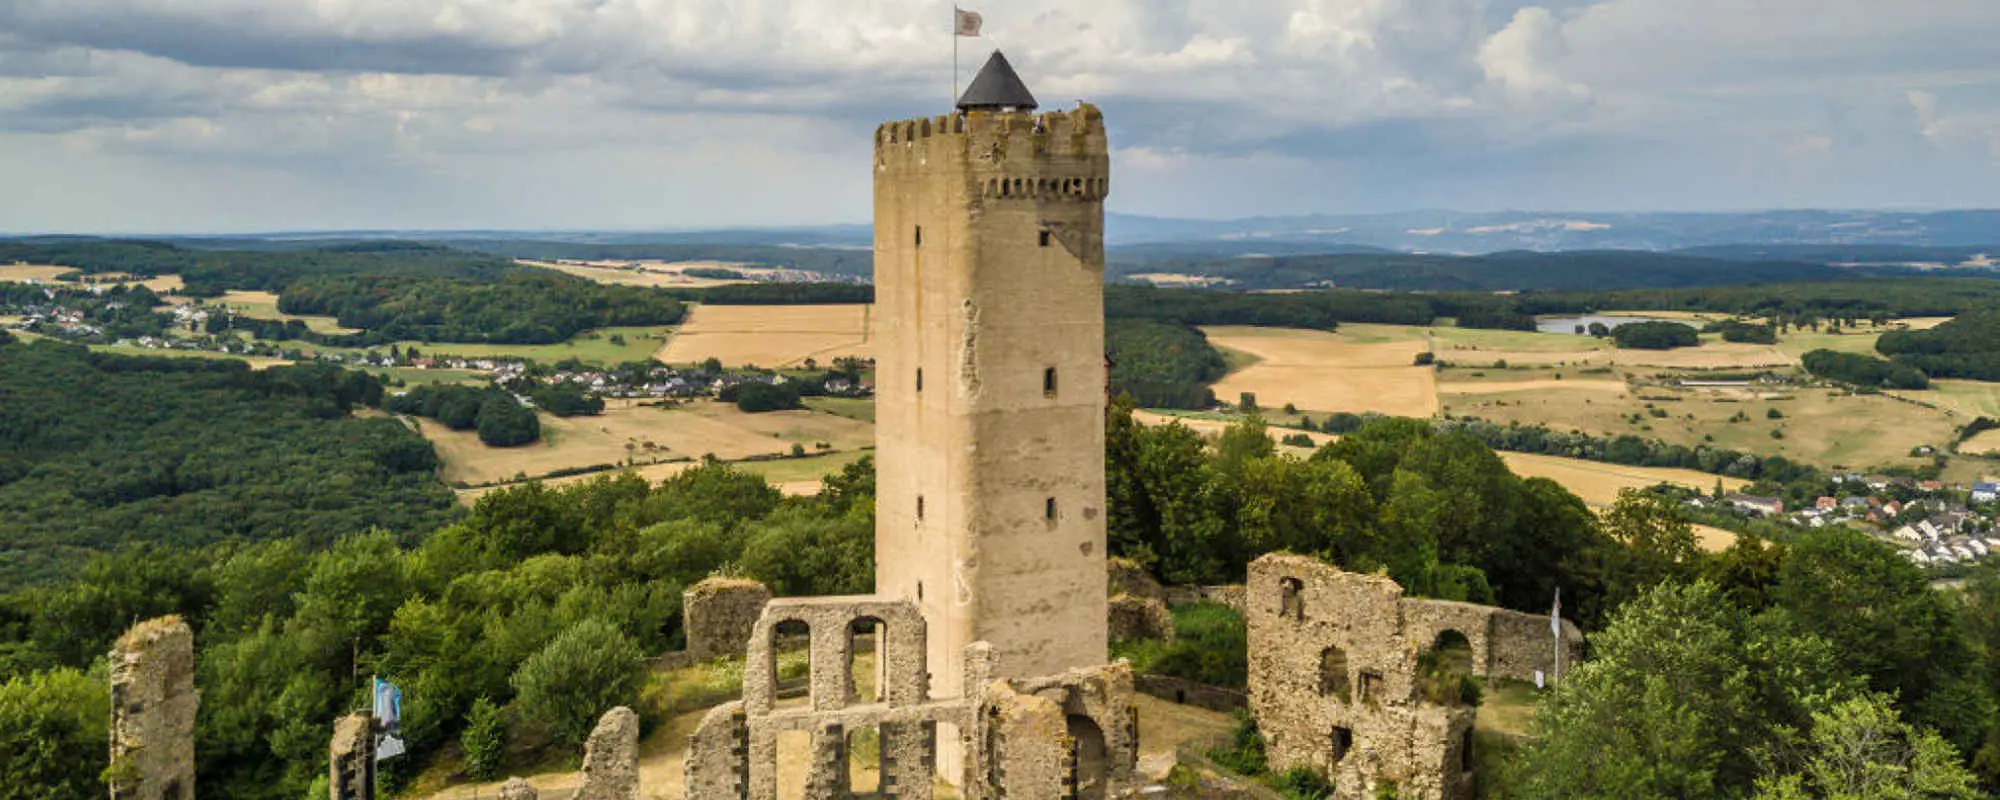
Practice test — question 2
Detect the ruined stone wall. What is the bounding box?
[685,577,773,662]
[1245,555,1478,800]
[1486,607,1585,685]
[1107,558,1165,602]
[109,615,197,800]
[1107,594,1175,642]
[329,714,374,800]
[576,706,640,800]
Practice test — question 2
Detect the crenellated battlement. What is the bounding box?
[875,104,1109,201]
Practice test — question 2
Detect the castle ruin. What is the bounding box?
[1246,554,1584,800]
[109,615,198,800]
[683,50,1138,799]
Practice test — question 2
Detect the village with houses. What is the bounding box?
[1703,475,2000,569]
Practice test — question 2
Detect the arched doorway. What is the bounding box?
[1066,713,1109,800]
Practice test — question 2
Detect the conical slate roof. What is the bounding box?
[957,50,1038,112]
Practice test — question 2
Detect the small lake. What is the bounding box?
[1535,315,1679,335]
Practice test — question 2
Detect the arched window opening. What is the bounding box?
[1430,629,1475,676]
[773,619,812,710]
[847,617,887,704]
[1280,577,1305,620]
[1066,714,1110,800]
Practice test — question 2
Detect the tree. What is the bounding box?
[477,393,541,447]
[1508,581,1860,800]
[1239,392,1258,412]
[461,697,507,781]
[1753,694,1979,800]
[509,620,647,750]
[0,668,108,800]
[1771,529,1962,706]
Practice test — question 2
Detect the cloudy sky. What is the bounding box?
[3,0,1998,233]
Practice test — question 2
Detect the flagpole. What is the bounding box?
[952,5,959,105]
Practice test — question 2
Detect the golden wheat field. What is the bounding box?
[419,399,874,486]
[520,259,759,288]
[659,304,874,367]
[1201,326,1438,416]
[0,264,80,282]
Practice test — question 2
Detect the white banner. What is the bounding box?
[954,8,983,37]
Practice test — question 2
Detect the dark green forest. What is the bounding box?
[1802,349,1932,390]
[0,340,458,587]
[1106,319,1229,409]
[1877,309,2000,381]
[278,273,687,345]
[1610,320,1701,349]
[384,385,543,447]
[0,239,521,295]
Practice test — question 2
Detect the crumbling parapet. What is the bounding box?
[1107,558,1165,603]
[498,777,539,800]
[109,615,198,800]
[576,706,640,800]
[1107,594,1175,642]
[685,577,773,662]
[329,714,375,800]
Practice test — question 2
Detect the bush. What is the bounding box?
[1767,407,1784,420]
[1271,768,1336,800]
[1413,351,1435,366]
[477,394,542,447]
[730,381,803,413]
[1280,433,1316,448]
[1612,321,1701,350]
[0,668,109,799]
[460,697,507,781]
[509,620,648,750]
[1205,711,1268,776]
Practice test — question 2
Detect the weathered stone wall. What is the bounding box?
[1486,606,1585,685]
[1107,557,1165,602]
[1245,555,1483,800]
[685,577,772,662]
[498,778,539,800]
[1107,594,1175,642]
[1133,675,1247,713]
[576,706,640,800]
[109,615,198,800]
[1161,585,1246,614]
[328,714,374,800]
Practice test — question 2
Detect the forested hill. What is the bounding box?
[1106,250,1847,291]
[0,239,520,295]
[0,340,458,588]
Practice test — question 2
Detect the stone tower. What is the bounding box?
[872,50,1111,702]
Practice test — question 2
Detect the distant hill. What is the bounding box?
[1106,209,2000,251]
[1108,250,1846,292]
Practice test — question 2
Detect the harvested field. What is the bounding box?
[1201,326,1438,416]
[0,264,79,282]
[521,259,755,288]
[660,304,873,368]
[1897,380,2000,420]
[1962,430,2000,456]
[1606,342,1794,369]
[1499,451,1746,506]
[1692,524,1739,554]
[1440,349,1604,367]
[1442,379,1627,395]
[1446,382,1957,471]
[211,290,359,334]
[1131,410,1339,448]
[421,399,873,486]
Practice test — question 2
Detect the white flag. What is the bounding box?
[955,8,983,37]
[1550,588,1562,635]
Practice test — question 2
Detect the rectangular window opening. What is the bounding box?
[917,496,925,521]
[916,367,923,393]
[915,225,923,247]
[1045,497,1058,521]
[1038,230,1052,247]
[1043,366,1058,397]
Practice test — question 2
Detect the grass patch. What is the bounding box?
[803,396,876,423]
[1110,602,1247,688]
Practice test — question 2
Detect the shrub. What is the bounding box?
[509,620,648,750]
[1205,711,1268,776]
[1413,351,1435,366]
[460,697,507,780]
[477,393,541,447]
[1280,433,1316,448]
[1271,768,1336,800]
[730,382,804,413]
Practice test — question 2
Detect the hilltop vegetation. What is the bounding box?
[1106,319,1228,409]
[1877,309,2000,381]
[0,340,457,587]
[278,272,687,345]
[1112,250,1844,292]
[0,239,520,295]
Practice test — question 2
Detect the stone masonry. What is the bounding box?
[329,714,375,800]
[685,577,773,662]
[1245,555,1583,800]
[498,777,539,800]
[577,706,641,800]
[1107,595,1175,642]
[109,615,198,800]
[685,597,1139,800]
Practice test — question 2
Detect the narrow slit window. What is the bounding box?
[916,368,923,393]
[917,496,925,520]
[914,225,923,247]
[1039,230,1052,247]
[1045,497,1058,520]
[1043,367,1058,397]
